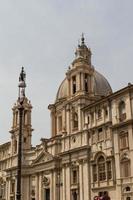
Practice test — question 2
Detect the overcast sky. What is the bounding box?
[0,0,133,146]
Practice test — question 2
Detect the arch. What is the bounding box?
[94,151,106,162]
[126,186,131,192]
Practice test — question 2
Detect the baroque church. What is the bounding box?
[0,36,133,200]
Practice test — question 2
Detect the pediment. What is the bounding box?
[33,150,53,164]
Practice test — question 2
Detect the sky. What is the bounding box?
[0,0,133,146]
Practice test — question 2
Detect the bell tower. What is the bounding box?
[10,68,33,154]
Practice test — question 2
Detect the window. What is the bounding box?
[72,190,78,200]
[98,156,106,181]
[119,101,126,122]
[58,116,62,132]
[104,108,108,117]
[126,186,130,192]
[84,73,88,92]
[72,170,78,184]
[24,137,26,143]
[119,132,128,149]
[93,155,112,183]
[105,126,110,139]
[72,76,76,94]
[127,197,131,200]
[45,188,50,200]
[92,131,97,143]
[93,164,97,182]
[121,158,130,177]
[10,181,15,194]
[107,161,112,179]
[87,116,90,124]
[73,113,78,130]
[98,128,103,141]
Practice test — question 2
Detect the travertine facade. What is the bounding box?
[0,36,133,200]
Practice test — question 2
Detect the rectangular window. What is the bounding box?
[98,128,103,141]
[105,127,110,139]
[72,170,78,184]
[84,73,88,92]
[119,132,128,149]
[72,76,76,94]
[99,163,106,181]
[92,131,97,143]
[10,181,15,194]
[58,116,62,132]
[122,160,130,177]
[45,188,50,200]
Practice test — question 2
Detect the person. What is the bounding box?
[102,191,110,200]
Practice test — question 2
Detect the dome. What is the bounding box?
[56,70,112,101]
[93,70,112,96]
[56,78,68,100]
[56,36,112,101]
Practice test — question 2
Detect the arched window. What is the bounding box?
[121,158,130,177]
[73,113,78,130]
[126,186,130,192]
[93,155,112,183]
[119,101,126,121]
[98,156,106,181]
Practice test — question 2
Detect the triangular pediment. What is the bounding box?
[32,150,53,164]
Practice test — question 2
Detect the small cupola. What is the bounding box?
[74,34,92,66]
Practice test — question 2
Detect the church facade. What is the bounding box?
[0,36,133,200]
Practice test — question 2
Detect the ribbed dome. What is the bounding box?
[56,70,112,101]
[93,70,112,96]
